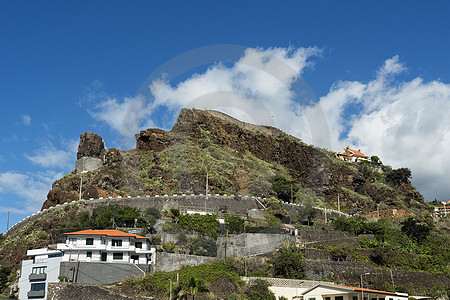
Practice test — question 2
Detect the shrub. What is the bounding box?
[271,246,306,279]
[246,279,276,300]
[225,216,245,234]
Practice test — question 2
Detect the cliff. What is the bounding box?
[42,108,425,214]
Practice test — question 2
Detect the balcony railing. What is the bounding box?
[29,273,47,281]
[27,290,45,298]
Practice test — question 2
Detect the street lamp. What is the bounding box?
[360,272,370,300]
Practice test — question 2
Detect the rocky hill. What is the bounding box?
[43,108,426,214]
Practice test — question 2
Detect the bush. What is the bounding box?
[178,213,220,237]
[272,246,306,279]
[225,216,245,234]
[246,279,276,300]
[386,168,411,185]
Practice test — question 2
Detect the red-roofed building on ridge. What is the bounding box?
[337,146,369,162]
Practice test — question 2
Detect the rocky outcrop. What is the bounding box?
[135,128,171,152]
[77,132,105,159]
[75,132,105,173]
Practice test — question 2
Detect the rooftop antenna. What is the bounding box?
[6,211,10,231]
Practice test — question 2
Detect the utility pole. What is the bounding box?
[79,177,83,201]
[290,184,293,203]
[337,194,340,212]
[6,211,10,231]
[206,171,209,195]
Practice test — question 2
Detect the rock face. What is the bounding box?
[41,108,425,213]
[77,132,105,159]
[135,128,171,152]
[75,132,105,173]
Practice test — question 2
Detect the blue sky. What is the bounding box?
[1,1,449,232]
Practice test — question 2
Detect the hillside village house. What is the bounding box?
[302,284,408,300]
[337,146,369,162]
[18,229,156,300]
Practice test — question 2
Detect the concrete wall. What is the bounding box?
[47,282,148,300]
[305,260,450,294]
[18,256,62,300]
[217,233,295,258]
[75,157,103,173]
[59,262,150,285]
[155,252,217,272]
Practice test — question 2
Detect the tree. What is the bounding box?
[0,265,11,293]
[225,216,245,234]
[271,175,299,202]
[246,279,276,300]
[272,246,306,279]
[401,216,433,243]
[386,168,412,185]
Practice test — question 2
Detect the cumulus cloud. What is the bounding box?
[24,140,78,169]
[89,47,321,145]
[315,56,450,200]
[88,47,449,200]
[150,47,321,126]
[21,114,31,126]
[0,171,62,212]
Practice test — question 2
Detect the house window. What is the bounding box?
[31,266,46,274]
[113,253,123,260]
[309,298,315,300]
[325,297,331,300]
[135,242,142,249]
[68,238,77,245]
[86,238,94,245]
[112,239,122,247]
[87,252,92,258]
[353,296,358,300]
[30,283,45,291]
[48,253,62,258]
[335,297,344,300]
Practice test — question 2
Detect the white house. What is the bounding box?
[56,229,155,265]
[18,247,63,300]
[18,229,156,299]
[302,284,409,300]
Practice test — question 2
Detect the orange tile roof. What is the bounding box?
[347,148,369,158]
[64,229,147,239]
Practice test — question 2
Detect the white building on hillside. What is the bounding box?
[302,284,408,300]
[19,229,156,299]
[56,229,155,265]
[18,247,63,300]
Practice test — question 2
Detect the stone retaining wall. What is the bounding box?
[155,252,217,272]
[47,282,149,300]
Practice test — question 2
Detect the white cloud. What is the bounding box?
[0,171,62,213]
[24,140,77,169]
[314,57,450,201]
[21,114,31,126]
[88,47,449,201]
[150,47,321,127]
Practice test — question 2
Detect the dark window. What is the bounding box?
[113,253,123,260]
[30,283,45,291]
[335,297,344,300]
[112,239,122,247]
[309,298,315,300]
[86,238,94,245]
[353,297,358,300]
[135,242,142,249]
[101,253,107,261]
[326,297,331,300]
[87,252,92,258]
[48,253,62,258]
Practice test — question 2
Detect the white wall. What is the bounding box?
[18,256,62,300]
